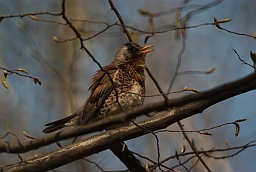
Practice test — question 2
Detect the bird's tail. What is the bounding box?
[43,114,77,133]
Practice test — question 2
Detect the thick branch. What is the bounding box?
[109,142,146,172]
[1,72,256,171]
[0,72,256,155]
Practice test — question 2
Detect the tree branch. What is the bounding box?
[108,0,133,42]
[1,72,256,154]
[109,142,146,172]
[0,72,256,171]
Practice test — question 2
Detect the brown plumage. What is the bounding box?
[43,42,153,133]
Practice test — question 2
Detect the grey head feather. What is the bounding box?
[112,42,143,65]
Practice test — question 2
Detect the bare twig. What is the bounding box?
[167,31,186,93]
[233,49,255,69]
[83,158,105,172]
[130,120,162,171]
[83,22,118,41]
[178,122,212,172]
[169,154,198,171]
[0,11,61,21]
[214,19,256,39]
[156,118,246,136]
[177,68,215,76]
[204,141,256,160]
[0,67,39,81]
[108,0,133,42]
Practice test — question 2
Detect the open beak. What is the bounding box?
[139,45,154,54]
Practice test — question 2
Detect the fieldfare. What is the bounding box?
[43,42,153,133]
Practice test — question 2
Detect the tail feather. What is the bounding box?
[43,123,66,133]
[43,114,77,133]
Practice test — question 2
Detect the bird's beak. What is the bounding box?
[139,45,154,54]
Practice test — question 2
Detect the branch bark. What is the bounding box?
[1,72,256,171]
[109,142,146,172]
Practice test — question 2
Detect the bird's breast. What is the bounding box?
[97,65,146,122]
[125,81,145,106]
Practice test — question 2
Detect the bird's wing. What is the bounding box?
[80,65,118,124]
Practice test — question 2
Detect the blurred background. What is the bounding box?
[0,0,256,171]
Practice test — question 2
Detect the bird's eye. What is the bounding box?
[129,47,136,52]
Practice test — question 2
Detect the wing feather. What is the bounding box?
[80,65,118,124]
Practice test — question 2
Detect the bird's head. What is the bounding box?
[112,42,153,65]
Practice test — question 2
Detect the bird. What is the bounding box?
[43,42,153,133]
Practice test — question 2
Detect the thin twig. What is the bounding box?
[156,118,246,135]
[0,67,38,80]
[83,22,118,41]
[130,120,162,171]
[178,122,212,172]
[83,158,105,172]
[169,154,197,171]
[215,21,256,39]
[204,141,256,159]
[108,0,133,42]
[0,11,61,20]
[167,30,186,93]
[232,49,255,69]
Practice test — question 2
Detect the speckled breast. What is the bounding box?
[99,67,145,120]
